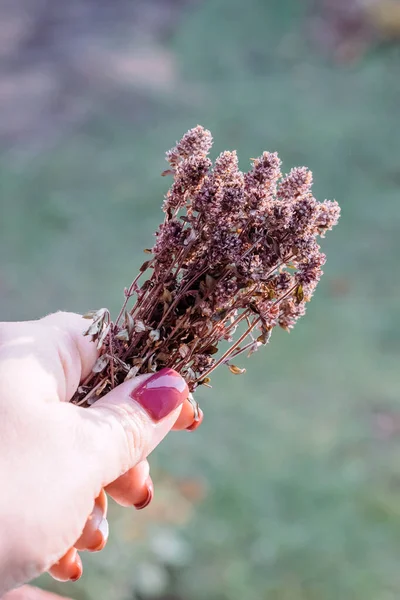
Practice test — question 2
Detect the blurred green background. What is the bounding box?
[1,0,400,598]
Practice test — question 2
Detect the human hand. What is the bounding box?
[0,312,202,594]
[2,585,72,600]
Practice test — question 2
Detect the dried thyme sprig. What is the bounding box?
[72,125,340,407]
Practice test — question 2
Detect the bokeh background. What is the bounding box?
[1,0,400,598]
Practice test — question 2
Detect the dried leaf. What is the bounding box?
[143,248,152,254]
[161,169,174,177]
[116,329,130,342]
[125,312,135,334]
[134,320,147,333]
[203,345,218,355]
[97,323,110,349]
[179,344,190,359]
[92,355,109,373]
[257,329,272,345]
[125,366,140,381]
[228,364,246,375]
[149,329,161,343]
[83,310,99,319]
[205,274,215,290]
[131,357,144,367]
[183,228,196,246]
[247,341,261,357]
[157,352,170,362]
[186,367,196,381]
[296,284,304,303]
[84,320,102,337]
[162,288,173,303]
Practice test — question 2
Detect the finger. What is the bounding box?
[75,489,108,551]
[172,396,204,431]
[71,368,188,492]
[105,460,153,508]
[1,585,74,600]
[48,547,82,582]
[0,312,99,406]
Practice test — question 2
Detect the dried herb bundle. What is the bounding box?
[72,126,340,407]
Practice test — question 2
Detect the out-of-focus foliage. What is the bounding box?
[1,0,400,598]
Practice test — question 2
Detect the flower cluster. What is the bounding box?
[72,126,340,407]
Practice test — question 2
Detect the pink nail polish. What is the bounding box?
[130,368,188,422]
[134,477,154,510]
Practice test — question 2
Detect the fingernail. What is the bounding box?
[134,476,154,510]
[69,554,83,582]
[130,368,188,422]
[87,517,109,552]
[187,408,204,432]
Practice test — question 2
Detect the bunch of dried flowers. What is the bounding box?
[72,126,340,408]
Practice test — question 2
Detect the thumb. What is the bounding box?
[72,368,188,488]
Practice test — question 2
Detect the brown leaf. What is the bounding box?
[203,345,218,355]
[257,329,272,345]
[132,357,144,367]
[157,352,170,362]
[162,288,173,303]
[125,312,135,334]
[296,284,304,303]
[228,364,246,375]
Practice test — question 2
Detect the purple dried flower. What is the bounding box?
[315,199,341,233]
[277,166,313,201]
[166,125,213,168]
[72,125,340,409]
[245,152,282,212]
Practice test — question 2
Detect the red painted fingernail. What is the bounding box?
[187,408,204,431]
[69,554,83,582]
[134,477,154,510]
[130,368,188,422]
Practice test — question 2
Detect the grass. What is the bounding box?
[1,0,400,598]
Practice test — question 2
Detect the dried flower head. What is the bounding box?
[72,126,340,408]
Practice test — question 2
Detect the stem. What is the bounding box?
[157,265,209,329]
[193,316,261,383]
[115,269,147,327]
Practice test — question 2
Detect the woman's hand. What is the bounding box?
[2,585,73,599]
[0,312,202,594]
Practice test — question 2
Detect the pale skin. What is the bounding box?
[0,312,200,599]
